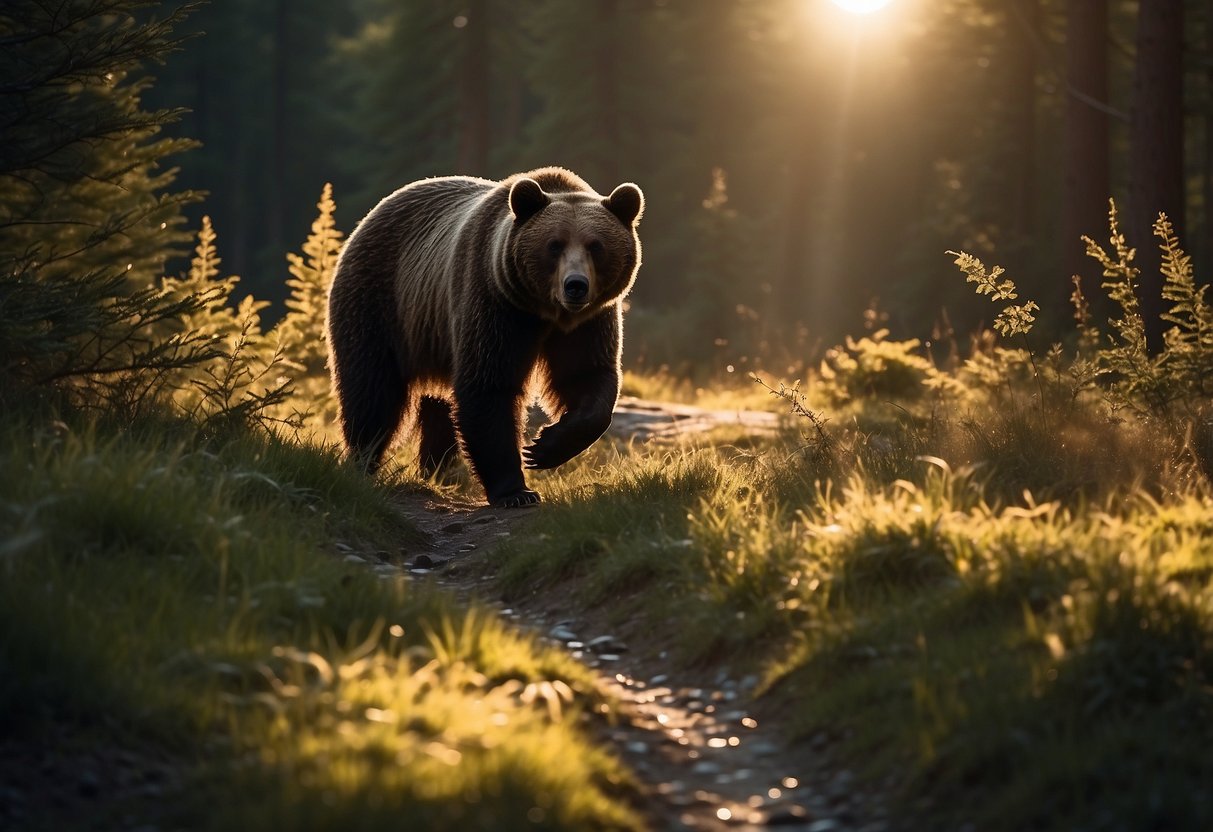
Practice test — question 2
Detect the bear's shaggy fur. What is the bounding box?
[327,167,644,507]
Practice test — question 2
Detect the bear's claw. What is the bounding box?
[491,489,541,508]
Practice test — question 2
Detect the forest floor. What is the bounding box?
[5,386,1211,832]
[384,482,889,832]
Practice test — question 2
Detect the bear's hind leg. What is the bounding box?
[334,351,408,474]
[417,396,459,478]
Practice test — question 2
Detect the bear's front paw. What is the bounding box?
[523,413,610,469]
[490,488,541,508]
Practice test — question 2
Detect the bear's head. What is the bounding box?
[506,175,644,330]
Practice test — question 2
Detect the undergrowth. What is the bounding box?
[0,410,640,831]
[486,203,1213,831]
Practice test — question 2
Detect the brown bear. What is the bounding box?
[327,166,644,507]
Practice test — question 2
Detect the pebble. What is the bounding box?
[440,521,465,533]
[413,554,435,569]
[587,634,627,653]
[548,626,577,641]
[342,553,366,564]
[457,543,477,552]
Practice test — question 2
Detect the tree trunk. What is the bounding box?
[456,0,490,174]
[1129,0,1185,353]
[268,0,289,262]
[595,0,620,188]
[1202,0,1213,280]
[1063,0,1110,310]
[1007,0,1039,242]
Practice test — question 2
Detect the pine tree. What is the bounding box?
[0,0,205,412]
[161,216,268,344]
[156,217,290,431]
[275,183,344,426]
[0,0,199,285]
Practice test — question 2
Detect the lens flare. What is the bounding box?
[828,0,894,13]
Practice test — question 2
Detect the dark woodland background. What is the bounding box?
[137,0,1210,373]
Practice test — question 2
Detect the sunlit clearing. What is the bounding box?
[828,0,894,13]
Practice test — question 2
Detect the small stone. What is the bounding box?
[473,514,498,524]
[597,653,621,662]
[440,521,465,533]
[413,554,435,569]
[342,553,366,563]
[587,634,627,653]
[650,674,669,685]
[457,543,477,552]
[625,741,649,755]
[548,626,577,641]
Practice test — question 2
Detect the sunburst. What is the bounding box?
[828,0,895,14]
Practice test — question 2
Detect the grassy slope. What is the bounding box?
[0,411,640,832]
[497,393,1213,832]
[7,373,1213,831]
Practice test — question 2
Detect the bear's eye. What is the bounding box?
[546,239,565,257]
[585,239,605,257]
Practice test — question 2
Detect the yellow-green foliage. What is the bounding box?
[276,183,344,431]
[158,217,288,432]
[0,416,640,831]
[162,216,268,344]
[501,429,1213,831]
[949,249,1039,338]
[818,328,950,404]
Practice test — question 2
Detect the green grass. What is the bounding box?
[0,411,641,831]
[491,399,1213,831]
[9,365,1213,831]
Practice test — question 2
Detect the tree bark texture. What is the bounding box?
[1129,0,1185,353]
[1064,0,1110,304]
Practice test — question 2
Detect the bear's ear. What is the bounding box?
[604,183,644,227]
[509,178,549,223]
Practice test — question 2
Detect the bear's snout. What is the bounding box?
[562,273,590,305]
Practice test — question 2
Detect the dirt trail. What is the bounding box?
[370,399,892,832]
